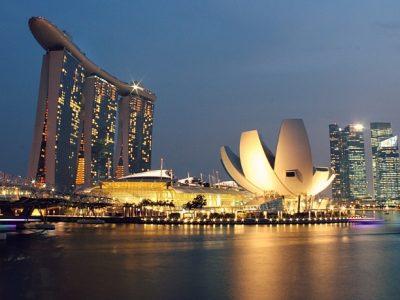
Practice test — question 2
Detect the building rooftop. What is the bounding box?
[29,16,156,100]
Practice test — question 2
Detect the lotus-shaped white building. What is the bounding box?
[220,119,334,198]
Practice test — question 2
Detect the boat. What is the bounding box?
[77,218,106,224]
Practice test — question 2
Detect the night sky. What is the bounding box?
[1,1,400,187]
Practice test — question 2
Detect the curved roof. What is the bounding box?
[118,170,172,180]
[239,130,291,195]
[220,146,264,195]
[29,16,156,100]
[274,119,313,194]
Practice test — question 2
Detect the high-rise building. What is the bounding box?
[329,124,345,200]
[370,122,399,201]
[28,49,85,192]
[329,123,368,201]
[27,17,156,192]
[81,76,118,186]
[343,124,368,200]
[114,92,155,175]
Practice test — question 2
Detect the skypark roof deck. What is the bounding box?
[29,16,156,100]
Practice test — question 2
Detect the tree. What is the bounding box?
[183,195,206,210]
[192,195,206,208]
[138,199,153,216]
[139,199,153,207]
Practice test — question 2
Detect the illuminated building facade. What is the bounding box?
[27,17,156,192]
[81,76,118,186]
[329,123,368,201]
[343,124,368,200]
[28,49,85,192]
[89,171,253,209]
[115,93,154,175]
[329,124,345,200]
[76,139,85,186]
[370,122,400,201]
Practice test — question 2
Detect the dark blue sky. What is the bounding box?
[2,1,400,182]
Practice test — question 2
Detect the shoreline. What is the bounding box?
[43,215,350,225]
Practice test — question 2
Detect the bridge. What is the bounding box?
[0,196,113,220]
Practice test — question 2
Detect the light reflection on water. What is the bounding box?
[1,212,400,300]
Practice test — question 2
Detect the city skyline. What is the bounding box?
[330,122,400,201]
[3,1,400,181]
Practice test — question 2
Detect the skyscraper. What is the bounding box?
[370,122,399,201]
[114,91,154,176]
[28,49,85,192]
[329,124,345,200]
[27,17,156,192]
[81,76,118,186]
[329,123,368,201]
[343,124,368,200]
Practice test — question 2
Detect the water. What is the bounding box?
[1,212,400,300]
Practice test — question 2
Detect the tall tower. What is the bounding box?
[370,122,399,201]
[115,90,154,175]
[81,76,118,186]
[27,17,156,192]
[28,49,85,192]
[329,123,368,201]
[342,124,368,201]
[329,124,345,201]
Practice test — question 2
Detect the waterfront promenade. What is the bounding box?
[45,215,350,225]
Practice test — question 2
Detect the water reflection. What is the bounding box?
[1,213,400,299]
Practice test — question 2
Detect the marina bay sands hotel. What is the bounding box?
[27,17,157,192]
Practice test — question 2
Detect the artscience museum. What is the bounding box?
[220,119,335,212]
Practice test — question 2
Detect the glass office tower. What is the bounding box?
[343,124,368,200]
[370,123,399,201]
[329,123,368,201]
[28,50,85,192]
[329,124,345,201]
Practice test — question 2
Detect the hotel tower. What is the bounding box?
[27,17,156,192]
